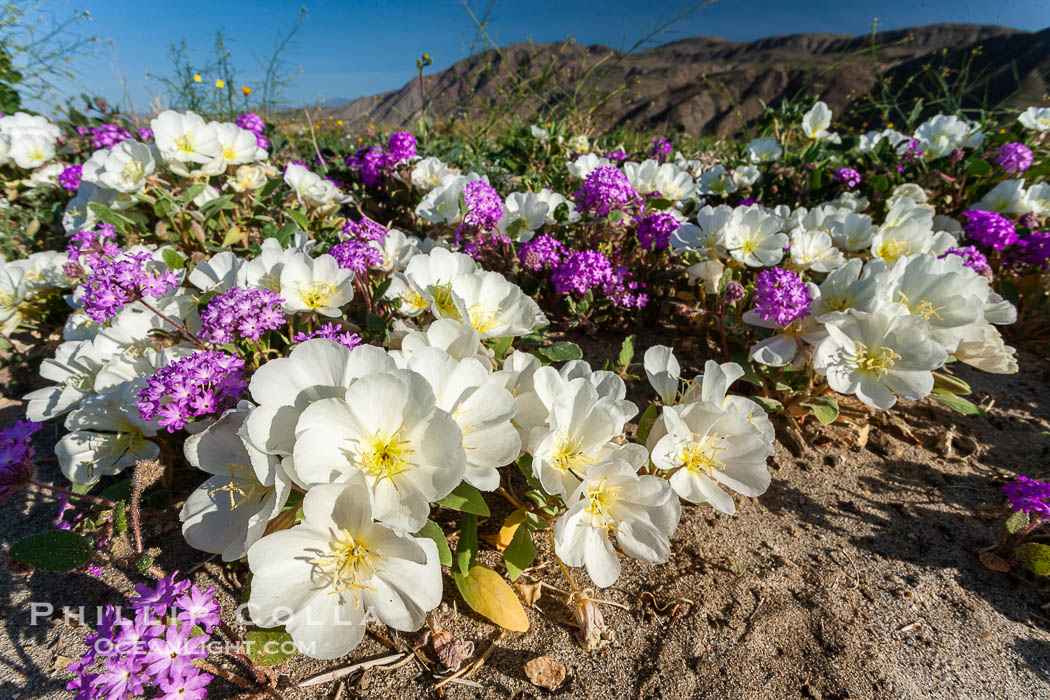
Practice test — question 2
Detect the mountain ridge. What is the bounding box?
[324,23,1050,136]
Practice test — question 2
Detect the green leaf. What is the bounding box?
[436,482,490,516]
[9,530,92,572]
[147,489,172,510]
[617,334,636,368]
[539,341,583,363]
[452,564,530,631]
[871,173,889,192]
[635,403,659,445]
[749,396,783,413]
[415,520,453,567]
[1005,510,1030,536]
[717,268,733,295]
[932,373,971,396]
[178,183,206,204]
[244,627,297,666]
[503,525,536,582]
[966,158,993,178]
[515,455,539,489]
[455,513,479,576]
[647,197,673,210]
[220,226,244,248]
[273,222,298,247]
[364,313,386,335]
[488,336,514,360]
[285,208,310,231]
[161,248,185,270]
[930,392,986,416]
[1013,542,1050,576]
[801,396,839,425]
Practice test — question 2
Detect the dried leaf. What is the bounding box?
[514,581,542,606]
[495,508,527,551]
[524,656,566,691]
[453,564,530,632]
[978,551,1011,573]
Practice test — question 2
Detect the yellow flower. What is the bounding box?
[193,74,201,83]
[337,120,343,126]
[241,85,251,96]
[216,79,225,88]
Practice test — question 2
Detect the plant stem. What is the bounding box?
[28,479,116,508]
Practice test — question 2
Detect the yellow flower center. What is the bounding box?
[679,432,727,475]
[174,134,195,153]
[738,234,758,256]
[875,238,910,262]
[468,303,499,334]
[309,529,380,604]
[298,281,336,309]
[222,145,237,160]
[430,284,460,319]
[851,341,901,377]
[122,160,145,184]
[584,477,622,530]
[897,291,944,320]
[208,462,267,509]
[361,429,412,481]
[550,435,595,476]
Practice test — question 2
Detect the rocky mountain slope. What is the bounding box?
[326,23,1050,136]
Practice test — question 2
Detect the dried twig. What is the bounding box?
[298,653,405,687]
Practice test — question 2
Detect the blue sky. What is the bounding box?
[56,0,1050,111]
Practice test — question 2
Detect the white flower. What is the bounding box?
[188,250,244,293]
[403,247,478,317]
[745,311,828,368]
[733,165,760,188]
[245,340,396,456]
[227,164,269,192]
[410,157,459,190]
[499,192,549,241]
[810,258,881,322]
[246,477,442,660]
[954,323,1018,374]
[396,318,490,364]
[284,163,353,207]
[414,173,485,224]
[292,368,466,531]
[207,122,267,169]
[81,141,156,193]
[7,132,55,169]
[655,163,697,201]
[446,271,547,338]
[237,237,305,292]
[813,306,948,410]
[789,228,846,273]
[1024,182,1050,216]
[181,408,291,561]
[671,204,733,258]
[747,136,782,163]
[535,188,581,225]
[9,250,72,293]
[279,252,354,317]
[698,165,738,196]
[567,134,590,153]
[151,110,220,165]
[623,160,661,195]
[0,256,27,333]
[884,254,988,352]
[802,101,837,141]
[858,128,907,152]
[56,384,160,485]
[23,339,110,421]
[827,212,878,251]
[722,206,787,266]
[650,399,773,514]
[567,153,611,180]
[1018,106,1050,132]
[28,163,64,187]
[373,229,420,271]
[974,179,1032,215]
[912,114,984,158]
[530,124,550,141]
[553,458,680,588]
[400,347,520,490]
[528,378,629,498]
[870,221,954,264]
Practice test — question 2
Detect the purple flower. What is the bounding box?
[995,142,1033,174]
[342,216,387,243]
[737,197,760,207]
[0,419,40,501]
[604,151,629,162]
[649,138,672,162]
[158,669,213,700]
[752,267,811,327]
[175,585,221,634]
[573,166,639,218]
[1014,232,1050,268]
[635,211,680,250]
[329,238,383,274]
[461,180,504,231]
[256,134,269,150]
[137,127,154,141]
[1003,476,1050,519]
[834,167,861,189]
[387,131,417,164]
[143,624,207,683]
[518,234,567,271]
[963,209,1018,250]
[136,352,246,432]
[200,287,286,344]
[293,323,362,349]
[939,246,990,275]
[346,145,392,187]
[95,657,146,699]
[90,123,132,149]
[724,281,746,305]
[80,245,180,323]
[58,164,83,192]
[235,112,266,135]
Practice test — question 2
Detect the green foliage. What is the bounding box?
[9,530,92,571]
[436,483,491,516]
[1013,542,1050,576]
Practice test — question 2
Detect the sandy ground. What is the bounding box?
[1,334,1049,699]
